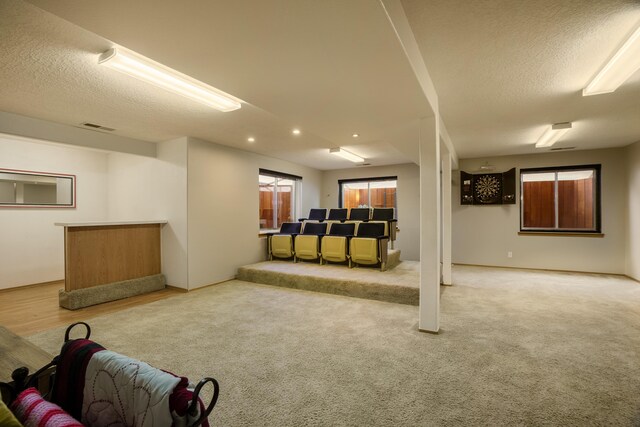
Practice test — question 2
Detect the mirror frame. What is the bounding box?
[0,168,76,208]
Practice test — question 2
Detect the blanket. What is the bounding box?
[50,338,210,427]
[51,339,105,420]
[81,350,181,427]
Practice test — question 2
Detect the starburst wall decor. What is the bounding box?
[460,168,516,205]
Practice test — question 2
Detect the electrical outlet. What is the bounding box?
[507,251,513,258]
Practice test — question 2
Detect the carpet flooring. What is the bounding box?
[237,259,419,305]
[27,266,640,426]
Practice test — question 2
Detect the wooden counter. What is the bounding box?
[55,221,167,292]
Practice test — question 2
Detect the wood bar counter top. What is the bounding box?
[55,221,167,292]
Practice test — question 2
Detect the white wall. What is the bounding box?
[0,135,108,289]
[0,111,156,157]
[320,163,420,260]
[187,137,322,289]
[453,148,627,274]
[626,141,640,281]
[107,137,189,288]
[0,133,321,291]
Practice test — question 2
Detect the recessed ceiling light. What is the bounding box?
[292,129,301,135]
[98,47,242,112]
[247,137,255,143]
[583,24,640,96]
[352,133,359,138]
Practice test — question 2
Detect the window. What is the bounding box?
[259,169,301,231]
[339,177,397,210]
[520,165,601,233]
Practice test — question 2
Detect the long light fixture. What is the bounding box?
[583,24,640,96]
[535,122,572,148]
[98,47,242,112]
[329,147,365,163]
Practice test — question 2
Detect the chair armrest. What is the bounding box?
[295,233,324,238]
[297,218,308,222]
[376,235,389,241]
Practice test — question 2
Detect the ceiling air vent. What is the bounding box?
[550,146,576,151]
[81,122,115,131]
[358,163,372,166]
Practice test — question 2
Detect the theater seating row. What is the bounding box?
[266,208,397,271]
[298,207,398,248]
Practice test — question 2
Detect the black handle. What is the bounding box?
[64,322,91,342]
[187,377,220,427]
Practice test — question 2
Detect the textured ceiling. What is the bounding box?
[2,1,638,165]
[1,0,430,169]
[402,0,640,158]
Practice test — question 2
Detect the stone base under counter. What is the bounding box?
[59,274,166,310]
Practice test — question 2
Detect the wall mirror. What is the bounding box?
[0,168,76,208]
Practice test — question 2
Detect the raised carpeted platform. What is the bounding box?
[237,250,418,305]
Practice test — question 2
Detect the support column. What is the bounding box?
[441,150,452,286]
[419,116,441,333]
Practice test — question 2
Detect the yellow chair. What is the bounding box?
[267,222,302,260]
[349,222,389,271]
[294,222,328,263]
[321,222,356,265]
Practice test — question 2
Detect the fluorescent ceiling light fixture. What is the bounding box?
[583,24,640,96]
[98,47,242,112]
[535,122,572,148]
[292,129,301,135]
[352,133,360,138]
[247,137,255,143]
[329,147,365,163]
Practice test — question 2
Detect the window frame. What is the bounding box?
[259,168,302,232]
[519,164,601,234]
[338,176,398,210]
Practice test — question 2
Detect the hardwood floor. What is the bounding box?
[0,281,183,337]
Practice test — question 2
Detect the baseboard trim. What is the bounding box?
[0,279,64,293]
[188,277,236,292]
[165,276,246,293]
[166,285,189,293]
[624,274,640,284]
[454,263,625,277]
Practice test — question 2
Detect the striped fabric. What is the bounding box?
[11,388,82,427]
[50,339,105,420]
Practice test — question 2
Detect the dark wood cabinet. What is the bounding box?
[460,168,516,205]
